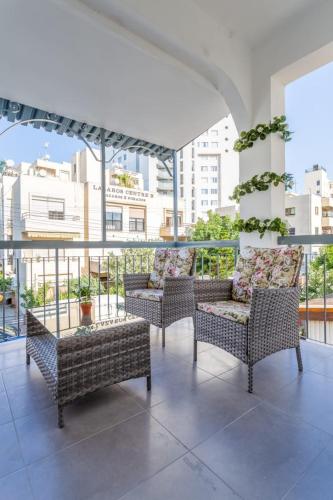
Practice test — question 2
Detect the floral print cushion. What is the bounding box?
[126,288,163,302]
[270,246,303,288]
[232,247,276,303]
[163,248,195,279]
[197,300,250,325]
[232,246,303,303]
[148,249,168,289]
[148,248,195,289]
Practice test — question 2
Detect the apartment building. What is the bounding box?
[0,150,186,291]
[125,115,239,224]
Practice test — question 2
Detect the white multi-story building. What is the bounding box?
[0,150,187,291]
[125,115,239,223]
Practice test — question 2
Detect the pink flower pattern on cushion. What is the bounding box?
[126,288,163,302]
[232,246,303,303]
[270,246,303,288]
[148,248,195,289]
[197,300,250,325]
[148,249,168,289]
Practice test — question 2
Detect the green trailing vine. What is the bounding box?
[233,115,292,153]
[234,217,288,239]
[230,172,294,203]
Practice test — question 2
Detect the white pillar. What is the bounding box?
[239,76,285,248]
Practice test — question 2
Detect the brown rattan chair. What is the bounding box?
[124,248,196,347]
[194,246,304,393]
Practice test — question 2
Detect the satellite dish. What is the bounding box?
[39,169,47,177]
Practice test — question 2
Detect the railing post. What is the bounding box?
[324,252,327,344]
[172,150,178,243]
[55,248,60,338]
[305,254,309,340]
[100,128,107,242]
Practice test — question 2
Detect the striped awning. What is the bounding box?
[0,98,174,162]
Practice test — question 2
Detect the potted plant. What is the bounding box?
[71,277,98,321]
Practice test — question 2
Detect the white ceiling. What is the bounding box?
[194,0,318,47]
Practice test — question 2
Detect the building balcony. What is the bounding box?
[322,197,333,209]
[159,223,191,240]
[20,211,82,239]
[322,216,333,228]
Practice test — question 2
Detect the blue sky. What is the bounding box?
[285,60,333,192]
[0,60,333,192]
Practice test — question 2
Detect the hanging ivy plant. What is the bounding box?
[230,172,294,203]
[233,115,292,153]
[234,217,288,239]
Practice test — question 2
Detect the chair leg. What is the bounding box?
[248,364,253,393]
[162,327,166,348]
[58,405,64,429]
[26,353,30,365]
[193,339,197,362]
[295,345,303,372]
[146,375,151,391]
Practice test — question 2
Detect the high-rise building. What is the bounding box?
[125,115,239,223]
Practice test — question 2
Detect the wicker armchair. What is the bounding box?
[26,311,151,428]
[124,249,196,347]
[194,247,304,393]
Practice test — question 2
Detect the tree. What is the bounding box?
[190,211,239,278]
[114,172,135,188]
[300,245,333,301]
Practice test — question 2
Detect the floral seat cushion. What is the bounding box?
[232,246,303,303]
[148,248,195,289]
[197,300,250,325]
[126,289,163,302]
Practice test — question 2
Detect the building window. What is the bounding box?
[225,137,229,141]
[180,187,184,197]
[211,188,218,194]
[225,125,229,130]
[201,177,208,184]
[180,174,184,184]
[106,207,123,231]
[180,150,183,159]
[201,189,209,194]
[191,148,195,158]
[315,227,319,235]
[31,195,65,220]
[315,206,319,215]
[225,149,229,153]
[201,142,209,147]
[180,161,183,173]
[211,166,218,172]
[211,200,218,206]
[285,207,296,216]
[123,154,127,160]
[289,227,296,235]
[192,188,195,197]
[316,180,320,186]
[211,142,219,147]
[191,213,195,223]
[201,166,209,172]
[201,200,208,206]
[192,200,195,210]
[212,177,218,183]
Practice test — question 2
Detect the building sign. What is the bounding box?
[92,184,154,203]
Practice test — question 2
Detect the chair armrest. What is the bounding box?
[123,273,150,291]
[194,279,232,305]
[249,287,300,338]
[26,310,50,337]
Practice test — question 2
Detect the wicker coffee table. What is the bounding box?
[26,311,151,427]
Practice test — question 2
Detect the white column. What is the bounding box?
[239,76,285,248]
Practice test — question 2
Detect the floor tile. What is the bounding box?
[0,339,26,371]
[193,403,330,500]
[194,347,240,376]
[284,440,333,499]
[165,336,213,362]
[266,371,333,435]
[120,453,240,500]
[150,347,185,375]
[2,362,55,419]
[0,468,33,500]
[0,390,12,425]
[0,421,24,479]
[28,412,186,500]
[120,361,213,408]
[219,349,302,398]
[151,377,259,448]
[16,385,144,464]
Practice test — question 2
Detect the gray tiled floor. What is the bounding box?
[1,318,333,500]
